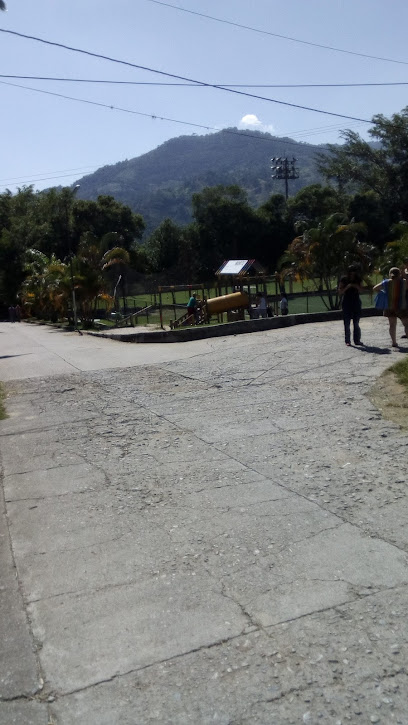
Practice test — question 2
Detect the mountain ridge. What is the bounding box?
[75,128,329,235]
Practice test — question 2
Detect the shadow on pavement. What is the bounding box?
[23,325,82,336]
[355,345,391,355]
[0,354,32,360]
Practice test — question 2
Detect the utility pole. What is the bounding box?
[65,184,81,333]
[270,157,299,200]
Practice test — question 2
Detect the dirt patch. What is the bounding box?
[369,369,408,430]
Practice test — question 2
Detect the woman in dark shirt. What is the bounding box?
[338,267,364,346]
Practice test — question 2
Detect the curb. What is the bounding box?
[86,308,382,344]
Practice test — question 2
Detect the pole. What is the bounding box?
[270,157,299,200]
[66,185,81,333]
[159,288,164,329]
[70,256,78,330]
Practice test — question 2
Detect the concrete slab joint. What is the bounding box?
[1,318,408,724]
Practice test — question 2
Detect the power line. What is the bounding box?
[0,172,98,187]
[0,28,371,123]
[0,79,352,153]
[0,171,98,185]
[1,74,408,89]
[0,79,222,130]
[0,164,104,183]
[146,0,408,67]
[1,118,364,189]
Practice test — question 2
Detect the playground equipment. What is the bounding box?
[160,261,280,329]
[169,290,250,329]
[158,284,205,330]
[169,300,206,329]
[206,291,249,315]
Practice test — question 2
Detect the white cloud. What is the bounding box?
[239,114,275,134]
[240,113,262,127]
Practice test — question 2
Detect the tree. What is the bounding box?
[348,191,391,249]
[0,184,147,311]
[282,213,373,310]
[192,185,269,277]
[376,221,408,276]
[73,234,130,327]
[318,107,408,223]
[21,250,69,320]
[73,195,145,252]
[146,219,185,275]
[0,187,43,307]
[0,2,6,10]
[286,184,348,227]
[256,194,294,268]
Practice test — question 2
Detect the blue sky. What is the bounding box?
[1,0,408,193]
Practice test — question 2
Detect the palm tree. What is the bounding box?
[20,236,130,327]
[74,233,130,327]
[281,214,373,309]
[21,250,69,320]
[374,221,408,277]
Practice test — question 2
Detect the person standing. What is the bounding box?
[255,292,268,318]
[279,294,289,316]
[400,257,408,338]
[186,293,197,324]
[338,266,364,346]
[373,267,408,347]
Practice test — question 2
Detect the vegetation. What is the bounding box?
[76,128,326,235]
[0,187,145,310]
[281,213,374,309]
[318,108,408,227]
[4,106,408,325]
[391,358,408,389]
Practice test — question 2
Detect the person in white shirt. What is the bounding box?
[280,294,289,315]
[253,292,268,318]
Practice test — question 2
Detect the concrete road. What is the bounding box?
[1,318,408,724]
[0,321,227,381]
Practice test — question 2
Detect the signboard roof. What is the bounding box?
[216,259,266,276]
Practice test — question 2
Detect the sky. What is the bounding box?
[1,0,408,194]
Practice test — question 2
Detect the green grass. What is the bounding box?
[0,383,7,420]
[26,277,379,330]
[390,358,408,390]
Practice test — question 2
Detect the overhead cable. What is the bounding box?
[0,28,371,123]
[147,0,408,67]
[0,165,101,183]
[0,79,340,152]
[1,74,408,88]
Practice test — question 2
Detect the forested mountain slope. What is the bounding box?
[76,128,327,234]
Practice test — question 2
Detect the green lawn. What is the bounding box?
[105,286,376,326]
[390,358,408,389]
[122,276,380,312]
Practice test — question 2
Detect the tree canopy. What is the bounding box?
[0,186,145,307]
[318,108,408,223]
[282,213,374,309]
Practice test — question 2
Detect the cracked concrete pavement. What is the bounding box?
[1,318,408,724]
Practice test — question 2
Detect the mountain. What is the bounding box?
[75,128,328,236]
